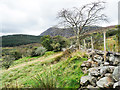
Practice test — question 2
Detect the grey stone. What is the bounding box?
[87,85,99,89]
[104,62,109,66]
[81,63,86,67]
[96,77,114,88]
[89,76,97,86]
[86,62,91,68]
[94,55,103,60]
[99,66,109,75]
[82,67,88,74]
[89,67,100,76]
[108,66,115,73]
[94,59,102,66]
[112,66,120,81]
[95,50,104,55]
[105,73,112,77]
[80,75,97,86]
[88,58,92,62]
[109,54,115,62]
[113,57,120,65]
[113,81,120,88]
[87,85,95,88]
[80,76,91,86]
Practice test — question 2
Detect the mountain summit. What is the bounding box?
[40,26,101,37]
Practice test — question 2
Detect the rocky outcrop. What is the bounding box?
[79,49,120,88]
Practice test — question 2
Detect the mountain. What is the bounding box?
[1,34,42,47]
[40,26,102,37]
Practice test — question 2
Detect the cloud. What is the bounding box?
[0,0,119,36]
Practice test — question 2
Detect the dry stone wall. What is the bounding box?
[79,49,120,89]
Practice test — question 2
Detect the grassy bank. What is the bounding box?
[1,51,87,88]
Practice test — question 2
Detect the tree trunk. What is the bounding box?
[103,31,106,62]
[91,36,94,51]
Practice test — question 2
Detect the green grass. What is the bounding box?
[1,51,87,88]
[11,56,40,67]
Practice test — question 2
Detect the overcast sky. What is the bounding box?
[0,0,119,36]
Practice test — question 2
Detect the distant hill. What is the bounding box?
[1,34,42,47]
[40,26,102,37]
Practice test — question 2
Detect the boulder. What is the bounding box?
[112,66,120,81]
[113,81,120,88]
[96,76,114,88]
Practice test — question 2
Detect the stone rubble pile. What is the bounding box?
[79,49,120,88]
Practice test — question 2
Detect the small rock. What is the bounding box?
[113,81,120,88]
[81,63,86,67]
[113,57,120,65]
[108,66,115,73]
[109,54,115,62]
[112,66,120,81]
[104,62,109,66]
[96,77,114,88]
[94,59,102,66]
[95,50,104,55]
[94,55,103,60]
[105,73,112,77]
[88,58,92,62]
[82,67,88,74]
[87,85,94,88]
[86,62,91,68]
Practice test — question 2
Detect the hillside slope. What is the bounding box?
[1,34,42,47]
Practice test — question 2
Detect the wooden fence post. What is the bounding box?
[103,31,106,62]
[91,36,94,51]
[83,39,86,50]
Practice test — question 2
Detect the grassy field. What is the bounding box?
[1,50,87,88]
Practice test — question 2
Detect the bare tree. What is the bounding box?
[58,1,108,49]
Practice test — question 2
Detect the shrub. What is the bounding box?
[35,47,47,56]
[41,35,70,51]
[41,35,53,51]
[2,55,15,69]
[10,50,22,60]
